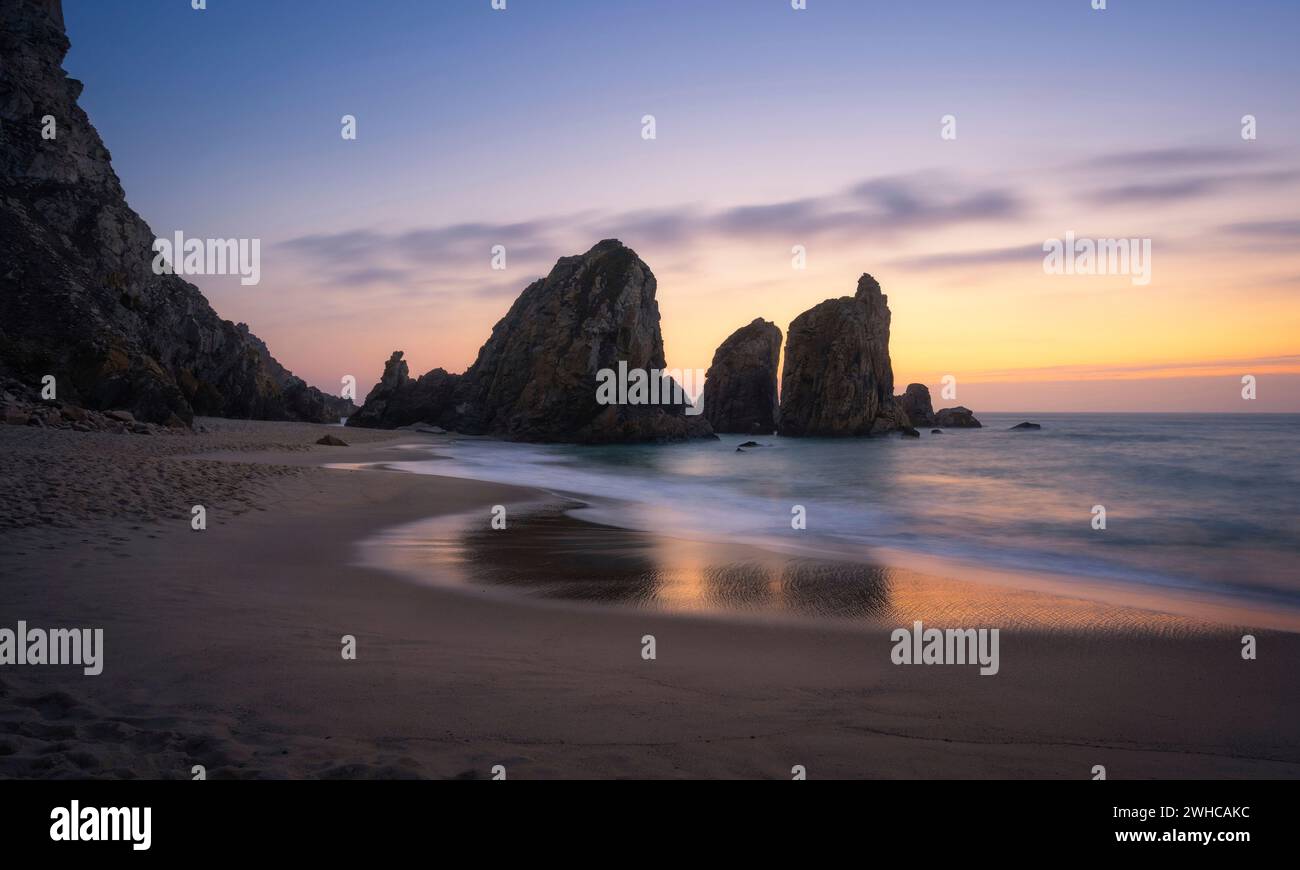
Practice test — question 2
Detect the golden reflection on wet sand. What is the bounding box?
[356,501,1296,635]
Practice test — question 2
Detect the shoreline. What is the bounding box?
[361,487,1300,634]
[346,424,1300,635]
[345,452,1300,634]
[2,419,1297,779]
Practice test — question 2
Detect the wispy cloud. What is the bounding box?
[276,157,1300,297]
[278,172,1028,290]
[889,243,1043,271]
[1088,170,1299,206]
[965,354,1300,383]
[1221,219,1300,238]
[1077,146,1259,170]
[711,174,1024,238]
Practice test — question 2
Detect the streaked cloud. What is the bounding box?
[1077,146,1258,170]
[889,244,1043,271]
[279,172,1028,288]
[1221,219,1300,238]
[962,354,1300,383]
[1088,169,1299,206]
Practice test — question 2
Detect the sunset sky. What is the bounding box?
[63,0,1300,412]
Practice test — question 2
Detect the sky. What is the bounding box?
[62,0,1300,412]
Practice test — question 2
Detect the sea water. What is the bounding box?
[393,413,1300,618]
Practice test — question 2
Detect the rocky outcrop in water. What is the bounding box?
[0,0,352,426]
[348,240,714,443]
[934,406,982,428]
[702,318,781,434]
[896,383,935,428]
[778,274,907,437]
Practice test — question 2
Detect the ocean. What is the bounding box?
[382,413,1300,621]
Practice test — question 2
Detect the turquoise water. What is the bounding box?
[397,414,1300,615]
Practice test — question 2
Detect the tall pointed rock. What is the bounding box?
[778,274,906,437]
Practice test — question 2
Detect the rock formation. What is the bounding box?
[0,0,351,426]
[934,406,982,428]
[896,383,936,428]
[701,318,781,434]
[348,240,714,443]
[1,373,171,434]
[345,352,460,430]
[778,274,908,437]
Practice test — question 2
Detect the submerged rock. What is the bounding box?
[316,434,348,446]
[702,318,781,434]
[934,406,982,428]
[778,274,907,437]
[1010,421,1042,430]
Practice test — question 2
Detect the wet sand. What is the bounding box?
[1,419,1297,779]
[369,502,1269,634]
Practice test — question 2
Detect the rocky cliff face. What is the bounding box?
[702,318,781,434]
[0,0,351,425]
[896,383,935,427]
[349,240,714,443]
[778,274,907,437]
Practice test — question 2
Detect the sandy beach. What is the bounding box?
[1,419,1296,779]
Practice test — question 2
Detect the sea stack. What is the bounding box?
[778,274,908,437]
[702,318,781,434]
[896,383,936,428]
[349,240,714,443]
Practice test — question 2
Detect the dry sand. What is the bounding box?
[1,419,1296,779]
